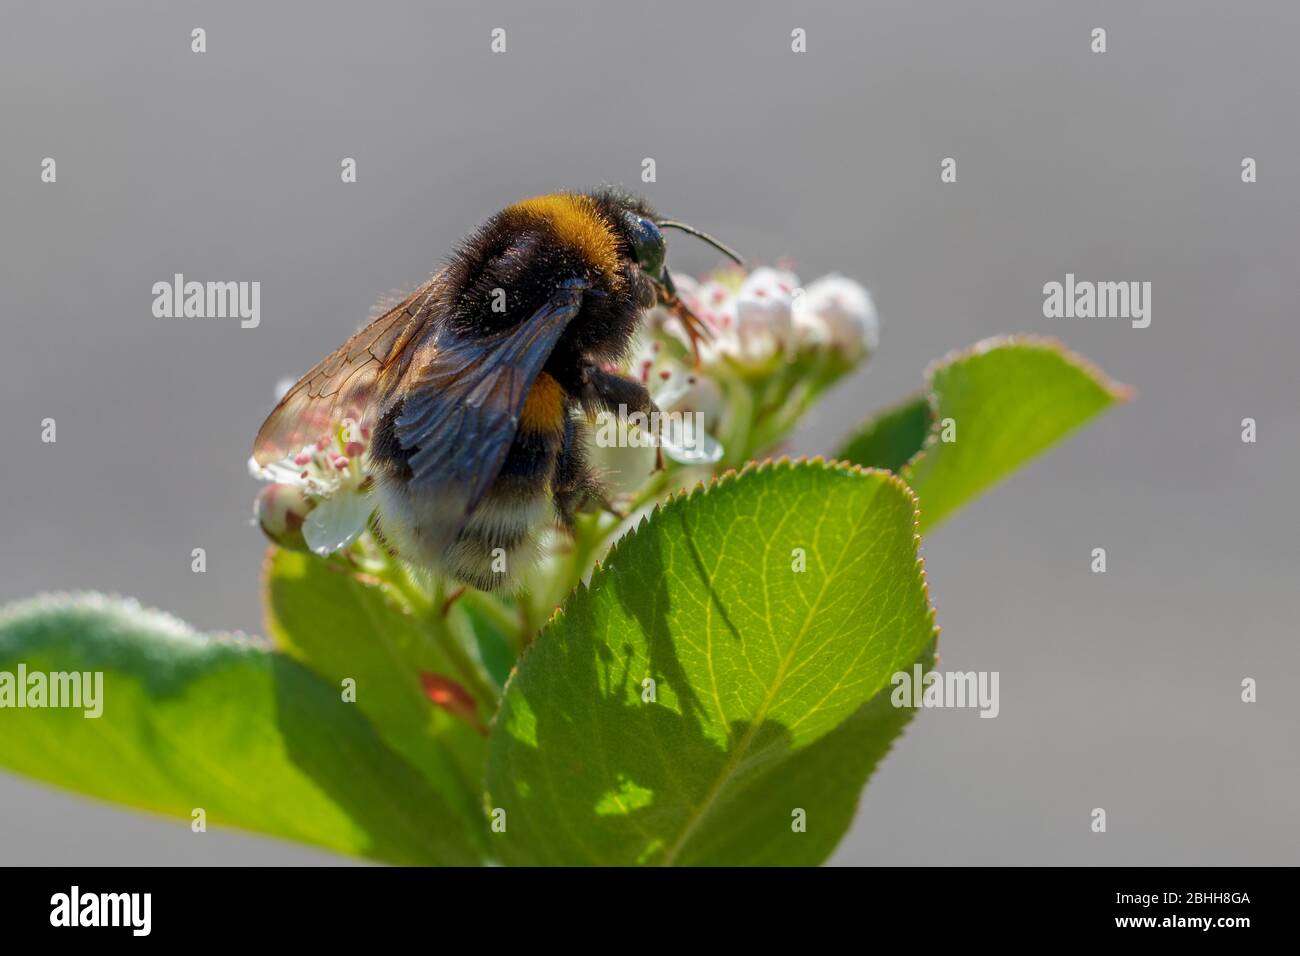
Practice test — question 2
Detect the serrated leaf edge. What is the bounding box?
[905,334,1133,479]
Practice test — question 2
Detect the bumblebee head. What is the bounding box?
[624,215,666,279]
[585,188,744,362]
[590,188,744,285]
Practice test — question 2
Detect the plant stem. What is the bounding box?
[388,562,500,711]
[420,597,501,711]
[460,589,526,656]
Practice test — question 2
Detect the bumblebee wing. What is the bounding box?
[393,279,586,538]
[252,279,440,465]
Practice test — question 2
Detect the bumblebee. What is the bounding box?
[253,188,742,590]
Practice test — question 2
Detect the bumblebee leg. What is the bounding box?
[553,412,605,530]
[656,270,710,367]
[578,365,657,418]
[593,492,628,520]
[578,366,667,472]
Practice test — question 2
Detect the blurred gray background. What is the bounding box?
[2,0,1297,865]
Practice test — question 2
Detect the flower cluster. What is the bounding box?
[250,419,374,558]
[611,265,878,483]
[660,266,877,370]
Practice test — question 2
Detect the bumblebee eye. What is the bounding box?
[627,215,666,278]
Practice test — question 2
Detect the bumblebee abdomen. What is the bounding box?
[519,371,568,435]
[375,472,554,591]
[373,386,567,590]
[443,487,551,590]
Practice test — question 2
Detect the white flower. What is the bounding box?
[653,370,724,465]
[733,266,798,361]
[654,369,724,430]
[660,266,877,371]
[619,334,725,466]
[249,419,374,557]
[666,267,798,369]
[796,273,879,360]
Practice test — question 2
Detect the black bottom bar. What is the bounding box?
[0,866,1281,942]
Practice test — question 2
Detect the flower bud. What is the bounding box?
[797,274,879,361]
[254,482,313,552]
[732,267,798,363]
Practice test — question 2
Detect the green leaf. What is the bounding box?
[0,593,481,865]
[485,460,938,866]
[835,391,932,473]
[675,639,938,866]
[263,549,490,848]
[837,336,1130,530]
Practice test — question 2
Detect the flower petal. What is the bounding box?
[302,491,373,556]
[660,416,724,465]
[800,274,879,358]
[249,455,309,486]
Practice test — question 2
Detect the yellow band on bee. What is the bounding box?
[519,371,568,434]
[509,193,621,280]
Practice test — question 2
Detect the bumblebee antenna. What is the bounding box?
[655,220,745,267]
